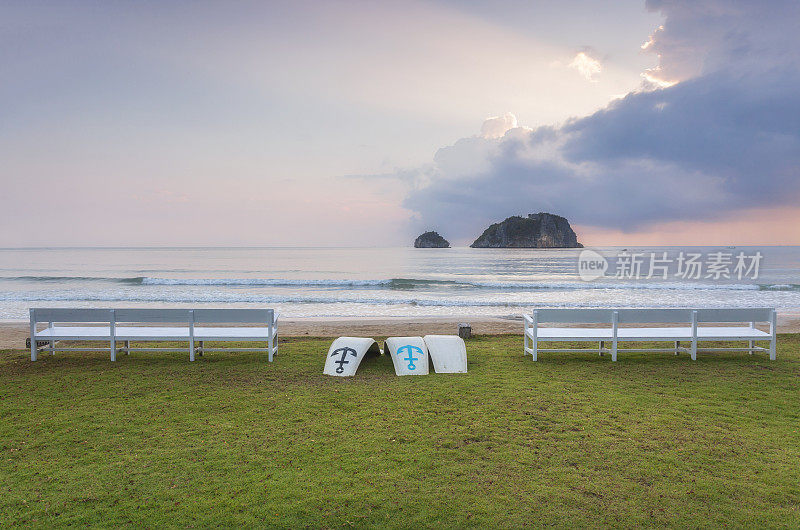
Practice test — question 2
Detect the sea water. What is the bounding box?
[1,246,799,320]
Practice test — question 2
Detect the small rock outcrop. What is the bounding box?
[470,213,582,248]
[414,231,450,248]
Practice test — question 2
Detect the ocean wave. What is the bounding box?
[94,279,800,292]
[460,280,767,290]
[7,293,796,310]
[139,277,784,290]
[5,289,800,307]
[140,277,395,287]
[0,275,146,284]
[0,291,532,307]
[764,284,796,290]
[1,275,797,291]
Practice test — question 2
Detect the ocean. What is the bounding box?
[1,246,799,321]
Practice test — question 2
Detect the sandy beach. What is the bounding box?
[3,313,800,350]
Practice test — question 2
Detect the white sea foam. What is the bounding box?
[461,280,762,290]
[3,290,795,309]
[141,277,767,290]
[766,284,794,290]
[3,275,784,291]
[140,277,392,287]
[0,291,518,306]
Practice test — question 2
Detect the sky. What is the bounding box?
[1,0,798,247]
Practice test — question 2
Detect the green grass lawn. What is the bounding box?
[1,335,799,528]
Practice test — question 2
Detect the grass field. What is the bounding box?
[1,335,799,527]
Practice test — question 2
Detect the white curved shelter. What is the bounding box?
[323,337,381,376]
[384,336,429,376]
[423,335,467,373]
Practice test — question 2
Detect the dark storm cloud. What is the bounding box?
[402,0,800,239]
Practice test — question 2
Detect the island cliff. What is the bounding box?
[414,231,450,248]
[470,213,582,248]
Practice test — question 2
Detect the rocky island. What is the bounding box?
[414,231,450,248]
[470,213,582,248]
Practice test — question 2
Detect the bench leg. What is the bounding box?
[523,332,529,357]
[674,341,679,356]
[110,337,116,362]
[531,336,537,362]
[690,340,697,361]
[268,335,274,362]
[30,320,37,362]
[198,340,204,357]
[611,339,617,362]
[190,337,195,362]
[599,340,604,356]
[748,339,754,355]
[49,340,55,355]
[769,338,776,361]
[125,340,131,355]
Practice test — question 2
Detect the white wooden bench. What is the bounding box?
[523,308,776,361]
[29,308,278,362]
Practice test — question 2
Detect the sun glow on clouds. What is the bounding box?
[399,1,800,245]
[640,25,662,50]
[640,25,677,87]
[569,52,602,82]
[641,69,678,88]
[480,112,518,139]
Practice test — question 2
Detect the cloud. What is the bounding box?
[480,112,518,139]
[569,51,602,82]
[641,0,800,84]
[401,0,800,240]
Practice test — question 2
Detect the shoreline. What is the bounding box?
[3,313,800,350]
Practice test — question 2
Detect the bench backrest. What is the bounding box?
[114,309,193,323]
[193,309,274,324]
[531,308,774,324]
[533,309,614,324]
[694,308,773,323]
[30,308,114,323]
[31,308,275,325]
[617,309,692,324]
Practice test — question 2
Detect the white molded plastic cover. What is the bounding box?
[424,335,467,373]
[384,336,429,376]
[323,337,381,377]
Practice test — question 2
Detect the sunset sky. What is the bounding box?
[2,0,799,247]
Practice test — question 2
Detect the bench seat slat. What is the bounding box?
[618,327,691,339]
[526,328,614,340]
[696,326,771,339]
[194,328,273,340]
[526,326,770,341]
[37,326,275,341]
[36,326,113,340]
